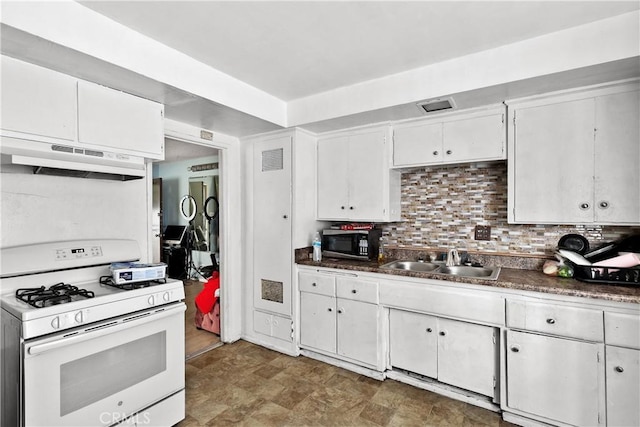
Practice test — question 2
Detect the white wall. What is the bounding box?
[0,164,148,258]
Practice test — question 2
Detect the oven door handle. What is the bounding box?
[27,303,186,356]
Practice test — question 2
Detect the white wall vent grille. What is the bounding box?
[261,148,284,172]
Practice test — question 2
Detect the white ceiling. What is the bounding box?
[80,1,639,102]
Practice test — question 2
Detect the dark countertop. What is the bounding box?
[296,257,640,305]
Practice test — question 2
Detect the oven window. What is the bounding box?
[60,332,167,416]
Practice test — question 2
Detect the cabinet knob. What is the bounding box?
[439,331,446,336]
[599,201,610,209]
[341,206,345,210]
[446,150,452,155]
[328,307,333,312]
[433,151,439,156]
[338,309,343,314]
[283,215,288,219]
[349,206,354,210]
[312,282,317,287]
[546,318,556,324]
[511,346,520,353]
[426,328,433,333]
[351,289,357,294]
[579,202,590,210]
[614,366,624,373]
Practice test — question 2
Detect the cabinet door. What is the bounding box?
[253,136,292,316]
[317,135,349,219]
[336,299,379,367]
[506,330,605,426]
[393,121,443,166]
[606,346,640,427]
[77,81,164,158]
[512,99,595,223]
[594,90,640,224]
[299,292,336,354]
[443,112,505,163]
[1,56,77,141]
[389,309,437,378]
[437,318,497,397]
[347,130,388,220]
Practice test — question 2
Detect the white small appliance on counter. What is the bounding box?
[0,239,186,427]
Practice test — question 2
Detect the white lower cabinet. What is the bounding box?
[605,311,640,427]
[299,271,382,369]
[253,311,293,343]
[506,330,606,426]
[605,346,640,427]
[389,309,497,397]
[299,292,336,354]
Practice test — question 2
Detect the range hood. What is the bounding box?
[0,137,146,181]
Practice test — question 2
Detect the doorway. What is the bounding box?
[152,137,223,359]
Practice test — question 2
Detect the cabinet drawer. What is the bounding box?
[336,277,378,304]
[380,281,504,325]
[507,300,603,342]
[605,312,640,349]
[299,272,335,296]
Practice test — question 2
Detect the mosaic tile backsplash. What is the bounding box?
[381,162,640,256]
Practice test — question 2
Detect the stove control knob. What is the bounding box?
[148,295,155,306]
[75,311,83,324]
[163,292,170,302]
[51,316,60,329]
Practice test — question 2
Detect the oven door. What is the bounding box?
[22,303,185,427]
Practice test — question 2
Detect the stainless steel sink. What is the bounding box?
[437,265,500,280]
[380,260,440,272]
[380,260,500,280]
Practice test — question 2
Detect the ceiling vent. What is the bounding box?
[417,97,456,114]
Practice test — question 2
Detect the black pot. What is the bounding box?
[557,234,589,255]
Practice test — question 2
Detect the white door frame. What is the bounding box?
[153,119,243,343]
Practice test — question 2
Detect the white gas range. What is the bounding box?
[1,239,186,427]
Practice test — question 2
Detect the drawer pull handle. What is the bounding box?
[579,202,590,210]
[426,328,433,333]
[439,331,446,336]
[511,346,520,353]
[615,366,624,373]
[546,318,556,324]
[351,289,357,294]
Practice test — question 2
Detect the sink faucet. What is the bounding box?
[446,249,461,267]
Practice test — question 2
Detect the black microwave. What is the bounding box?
[322,229,382,261]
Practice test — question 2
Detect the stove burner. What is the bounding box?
[16,283,95,308]
[99,275,167,291]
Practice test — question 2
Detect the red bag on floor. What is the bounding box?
[194,273,220,335]
[194,299,220,335]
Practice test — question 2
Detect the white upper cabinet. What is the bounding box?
[317,126,401,222]
[1,56,165,160]
[1,56,77,142]
[78,81,164,159]
[392,105,506,167]
[508,81,640,225]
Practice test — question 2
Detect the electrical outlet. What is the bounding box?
[474,225,491,241]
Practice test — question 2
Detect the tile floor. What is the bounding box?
[178,340,515,426]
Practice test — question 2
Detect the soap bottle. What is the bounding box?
[377,237,385,264]
[312,232,322,262]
